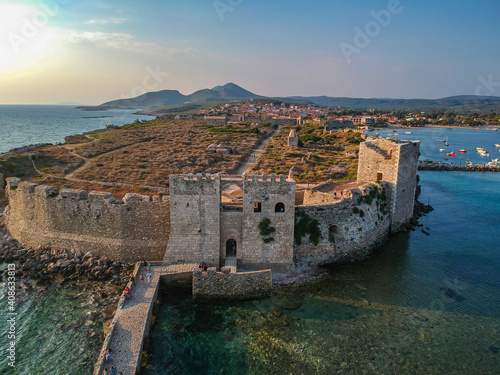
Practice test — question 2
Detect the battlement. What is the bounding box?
[7,178,164,205]
[169,173,220,195]
[242,173,289,184]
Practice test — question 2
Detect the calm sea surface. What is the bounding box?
[0,117,499,374]
[0,105,153,154]
[366,127,500,165]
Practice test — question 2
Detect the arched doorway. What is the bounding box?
[226,239,237,257]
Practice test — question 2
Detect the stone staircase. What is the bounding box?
[225,256,237,273]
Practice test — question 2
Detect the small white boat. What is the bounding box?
[491,158,499,163]
[405,131,412,134]
[439,149,445,152]
[394,133,399,135]
[495,144,500,147]
[477,147,485,151]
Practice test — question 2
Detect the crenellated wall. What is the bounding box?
[6,178,170,261]
[294,183,391,268]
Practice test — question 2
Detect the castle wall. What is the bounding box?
[6,178,170,262]
[294,184,391,267]
[192,267,272,300]
[164,173,220,265]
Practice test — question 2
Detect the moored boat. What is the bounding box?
[447,152,457,157]
[439,148,445,152]
[458,149,466,153]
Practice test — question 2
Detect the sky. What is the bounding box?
[0,0,499,105]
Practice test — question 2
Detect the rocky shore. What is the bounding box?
[418,161,500,172]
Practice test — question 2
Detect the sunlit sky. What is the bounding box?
[1,0,499,105]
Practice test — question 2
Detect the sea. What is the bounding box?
[0,114,499,374]
[0,105,154,154]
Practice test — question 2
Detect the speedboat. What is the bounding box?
[495,144,500,147]
[405,131,412,134]
[439,149,445,152]
[447,152,457,157]
[458,149,466,153]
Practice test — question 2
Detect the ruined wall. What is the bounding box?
[392,142,420,230]
[239,174,295,272]
[164,173,220,265]
[357,139,420,231]
[192,267,272,300]
[6,178,170,262]
[294,184,391,268]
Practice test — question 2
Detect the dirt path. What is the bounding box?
[234,125,281,175]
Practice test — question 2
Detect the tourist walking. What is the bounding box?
[110,366,117,375]
[147,272,152,283]
[140,273,144,283]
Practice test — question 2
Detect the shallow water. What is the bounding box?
[143,171,500,374]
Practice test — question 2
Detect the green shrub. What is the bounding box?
[294,211,322,245]
[299,135,322,143]
[263,237,274,243]
[258,218,275,236]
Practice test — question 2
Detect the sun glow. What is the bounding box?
[0,3,59,73]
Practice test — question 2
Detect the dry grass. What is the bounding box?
[0,145,83,180]
[249,126,363,183]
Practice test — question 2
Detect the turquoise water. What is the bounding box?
[144,171,500,374]
[0,276,119,374]
[366,127,500,165]
[0,105,153,154]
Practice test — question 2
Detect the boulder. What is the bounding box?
[56,260,72,268]
[83,252,94,259]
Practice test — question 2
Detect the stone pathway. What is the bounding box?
[97,263,198,374]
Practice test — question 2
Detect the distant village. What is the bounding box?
[157,100,500,128]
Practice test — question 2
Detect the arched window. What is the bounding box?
[275,202,285,213]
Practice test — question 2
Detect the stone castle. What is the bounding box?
[5,138,420,273]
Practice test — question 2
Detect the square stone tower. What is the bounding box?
[163,173,221,265]
[357,138,420,231]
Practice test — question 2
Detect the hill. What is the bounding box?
[80,83,500,114]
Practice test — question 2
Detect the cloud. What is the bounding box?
[64,31,158,53]
[85,17,127,25]
[62,31,199,57]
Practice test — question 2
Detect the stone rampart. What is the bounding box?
[295,184,391,267]
[192,267,272,300]
[6,178,170,262]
